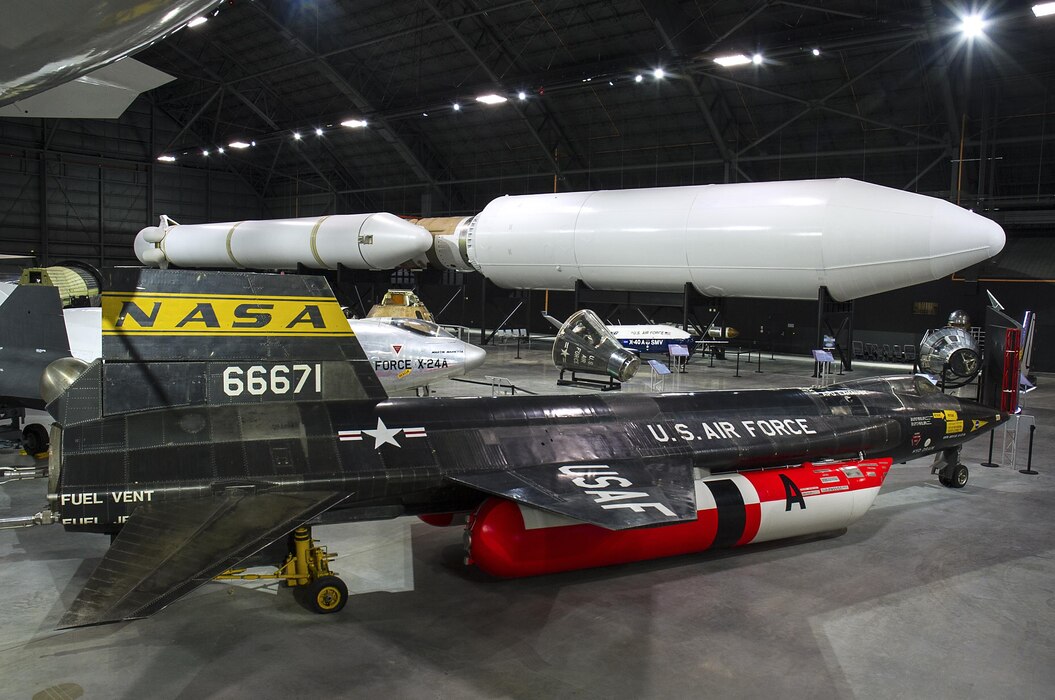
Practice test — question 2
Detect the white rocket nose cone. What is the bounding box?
[929,202,1005,278]
[359,213,434,269]
[984,216,1006,256]
[134,229,161,265]
[463,343,487,372]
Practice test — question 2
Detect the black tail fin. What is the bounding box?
[91,269,386,415]
[0,284,70,409]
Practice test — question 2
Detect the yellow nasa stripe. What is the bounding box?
[101,292,353,337]
[100,291,332,302]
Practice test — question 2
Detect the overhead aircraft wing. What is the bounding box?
[60,490,347,628]
[0,59,174,119]
[449,456,696,530]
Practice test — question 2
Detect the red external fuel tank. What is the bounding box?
[464,458,892,578]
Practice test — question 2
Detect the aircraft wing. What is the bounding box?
[0,59,174,119]
[449,456,697,530]
[60,490,347,628]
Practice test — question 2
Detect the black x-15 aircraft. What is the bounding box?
[31,269,1002,627]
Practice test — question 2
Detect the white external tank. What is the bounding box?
[430,178,1005,301]
[134,213,433,271]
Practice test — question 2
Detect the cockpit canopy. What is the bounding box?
[381,317,455,338]
[838,374,941,397]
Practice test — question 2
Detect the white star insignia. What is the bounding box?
[361,417,402,449]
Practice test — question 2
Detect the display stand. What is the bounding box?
[812,349,835,386]
[648,359,671,391]
[668,344,689,373]
[1000,414,1036,470]
[484,375,517,397]
[557,369,622,391]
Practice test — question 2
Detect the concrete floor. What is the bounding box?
[1,343,1052,699]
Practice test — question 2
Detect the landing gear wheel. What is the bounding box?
[939,464,968,488]
[299,575,348,614]
[22,424,48,454]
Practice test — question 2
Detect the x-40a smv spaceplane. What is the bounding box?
[22,269,1003,627]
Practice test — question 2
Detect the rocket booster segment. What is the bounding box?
[134,213,433,271]
[417,178,1005,301]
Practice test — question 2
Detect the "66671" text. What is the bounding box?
[222,364,322,397]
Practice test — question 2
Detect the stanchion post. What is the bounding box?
[735,351,742,378]
[981,430,999,468]
[1020,424,1039,475]
[755,350,763,374]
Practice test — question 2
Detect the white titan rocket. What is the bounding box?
[134,178,1005,302]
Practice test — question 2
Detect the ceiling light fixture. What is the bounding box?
[341,119,368,128]
[713,54,751,67]
[157,155,176,162]
[315,128,323,136]
[187,16,207,28]
[812,48,821,56]
[201,149,209,156]
[652,68,665,79]
[250,141,256,147]
[1035,3,1055,16]
[634,74,643,82]
[752,53,764,65]
[476,94,507,105]
[452,102,461,111]
[293,132,301,140]
[517,91,527,100]
[960,13,986,37]
[229,141,250,149]
[217,147,224,154]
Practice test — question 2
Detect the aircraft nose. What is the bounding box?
[463,343,487,372]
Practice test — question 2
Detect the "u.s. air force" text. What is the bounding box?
[646,418,817,442]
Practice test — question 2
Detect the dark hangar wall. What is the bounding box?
[0,102,263,267]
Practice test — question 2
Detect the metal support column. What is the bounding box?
[38,151,48,265]
[479,274,488,346]
[816,286,855,371]
[98,165,105,269]
[524,289,532,343]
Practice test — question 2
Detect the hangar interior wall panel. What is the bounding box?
[0,102,263,267]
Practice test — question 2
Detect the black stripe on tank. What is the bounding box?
[705,479,746,548]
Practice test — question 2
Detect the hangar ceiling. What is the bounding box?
[134,0,1054,221]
